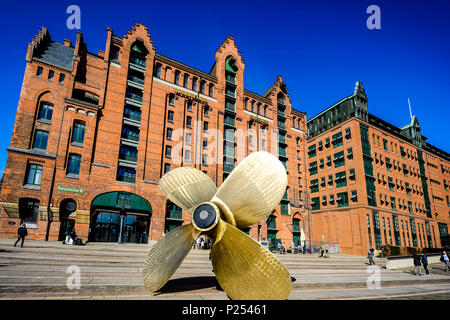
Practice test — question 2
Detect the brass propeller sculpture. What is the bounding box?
[143,151,292,300]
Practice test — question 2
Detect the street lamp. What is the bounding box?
[118,205,126,244]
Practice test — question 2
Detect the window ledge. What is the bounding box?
[71,142,84,148]
[65,174,79,180]
[23,184,41,191]
[37,119,52,125]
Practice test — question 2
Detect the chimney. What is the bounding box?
[64,38,72,47]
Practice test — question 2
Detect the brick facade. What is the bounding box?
[0,24,309,249]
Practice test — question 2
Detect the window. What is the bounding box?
[67,154,81,176]
[59,73,65,85]
[185,133,191,146]
[38,102,53,122]
[25,164,43,185]
[330,194,335,204]
[349,169,356,181]
[155,63,162,78]
[169,94,175,106]
[165,146,172,159]
[337,192,349,207]
[117,167,136,183]
[325,138,330,148]
[174,70,180,85]
[166,128,173,141]
[311,197,320,210]
[203,138,208,150]
[297,164,301,173]
[202,154,208,166]
[203,121,209,133]
[347,148,353,160]
[308,144,316,158]
[345,128,351,139]
[334,151,345,168]
[200,81,206,95]
[184,150,191,163]
[262,139,266,150]
[332,132,343,148]
[192,77,198,91]
[204,107,209,117]
[408,201,413,213]
[249,135,253,146]
[209,84,214,97]
[264,105,268,117]
[168,110,174,123]
[110,46,120,60]
[183,74,189,88]
[383,139,388,152]
[327,156,332,167]
[72,121,85,145]
[391,196,396,211]
[48,70,54,82]
[33,130,49,150]
[310,179,319,193]
[36,66,43,78]
[187,100,193,112]
[309,161,318,175]
[335,171,347,187]
[388,177,394,191]
[351,191,358,202]
[186,116,192,128]
[244,98,248,110]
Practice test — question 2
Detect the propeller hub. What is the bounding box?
[192,203,219,232]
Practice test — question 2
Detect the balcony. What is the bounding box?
[278,121,286,131]
[123,113,141,123]
[129,56,146,70]
[277,110,286,119]
[278,134,286,144]
[225,101,236,113]
[126,91,143,105]
[226,74,236,84]
[122,133,139,142]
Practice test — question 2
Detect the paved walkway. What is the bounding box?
[0,239,449,300]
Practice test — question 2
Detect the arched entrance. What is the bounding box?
[266,214,278,250]
[58,198,77,241]
[292,215,301,247]
[89,192,152,244]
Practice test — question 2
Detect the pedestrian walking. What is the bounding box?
[440,251,449,271]
[195,237,202,249]
[14,223,28,248]
[413,253,422,275]
[367,248,375,265]
[421,253,429,275]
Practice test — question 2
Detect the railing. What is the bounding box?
[278,134,286,144]
[128,75,145,85]
[226,74,236,84]
[278,121,286,130]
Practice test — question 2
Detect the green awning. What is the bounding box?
[92,192,152,213]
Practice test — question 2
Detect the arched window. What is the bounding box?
[130,42,148,68]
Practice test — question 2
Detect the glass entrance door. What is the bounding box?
[91,211,149,243]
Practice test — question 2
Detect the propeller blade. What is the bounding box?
[143,224,200,293]
[212,151,287,228]
[159,167,217,213]
[210,220,292,300]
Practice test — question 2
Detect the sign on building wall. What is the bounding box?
[57,186,84,193]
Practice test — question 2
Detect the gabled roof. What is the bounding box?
[33,41,74,71]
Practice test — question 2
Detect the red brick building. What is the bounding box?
[0,23,308,249]
[306,82,450,255]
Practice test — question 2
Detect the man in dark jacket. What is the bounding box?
[367,248,375,265]
[14,223,28,248]
[421,254,429,275]
[413,253,422,275]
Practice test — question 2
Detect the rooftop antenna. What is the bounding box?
[408,98,413,120]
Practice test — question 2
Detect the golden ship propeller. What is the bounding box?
[143,151,292,300]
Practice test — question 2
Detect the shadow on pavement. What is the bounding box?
[158,276,222,294]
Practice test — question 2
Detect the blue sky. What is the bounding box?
[0,0,449,173]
